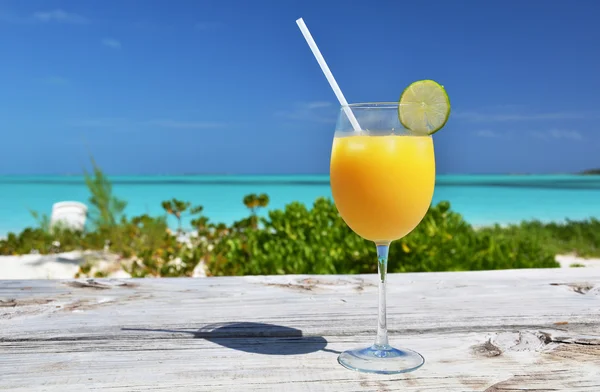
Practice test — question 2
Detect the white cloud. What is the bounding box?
[304,101,332,109]
[484,104,526,111]
[102,38,122,49]
[454,111,594,122]
[275,101,336,123]
[1,9,89,24]
[472,127,582,141]
[530,129,583,141]
[32,9,88,24]
[69,118,226,131]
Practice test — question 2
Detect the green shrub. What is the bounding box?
[207,198,374,276]
[84,158,127,229]
[0,227,86,255]
[123,214,199,278]
[479,218,600,258]
[391,201,558,272]
[1,161,586,276]
[205,199,559,276]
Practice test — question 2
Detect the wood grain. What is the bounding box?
[1,268,599,391]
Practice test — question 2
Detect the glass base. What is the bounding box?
[337,344,424,374]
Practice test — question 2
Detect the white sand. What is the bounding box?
[0,251,596,279]
[0,251,86,279]
[555,254,600,268]
[0,251,206,279]
[0,251,134,279]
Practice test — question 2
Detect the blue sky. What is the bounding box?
[0,0,599,175]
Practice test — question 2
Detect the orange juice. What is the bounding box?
[330,134,435,243]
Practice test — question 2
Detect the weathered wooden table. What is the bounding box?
[1,268,599,391]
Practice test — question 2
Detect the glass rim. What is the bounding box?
[342,102,399,109]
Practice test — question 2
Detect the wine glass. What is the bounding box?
[330,102,435,374]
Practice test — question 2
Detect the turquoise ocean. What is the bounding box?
[1,175,600,235]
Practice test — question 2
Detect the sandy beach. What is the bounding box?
[0,251,128,279]
[0,252,597,280]
[0,250,206,279]
[554,254,600,268]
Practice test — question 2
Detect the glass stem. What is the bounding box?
[375,242,390,348]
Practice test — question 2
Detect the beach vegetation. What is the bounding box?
[4,163,600,277]
[478,219,600,259]
[580,168,600,175]
[84,158,127,228]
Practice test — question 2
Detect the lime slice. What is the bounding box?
[398,80,450,135]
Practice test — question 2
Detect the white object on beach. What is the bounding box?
[50,201,88,231]
[296,18,362,132]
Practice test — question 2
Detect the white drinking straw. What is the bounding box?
[296,18,362,132]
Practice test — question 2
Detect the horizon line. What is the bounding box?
[0,172,597,177]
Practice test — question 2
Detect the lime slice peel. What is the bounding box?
[398,80,450,135]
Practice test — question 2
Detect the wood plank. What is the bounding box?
[1,332,599,391]
[1,269,600,390]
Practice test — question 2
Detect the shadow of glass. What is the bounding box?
[123,322,340,356]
